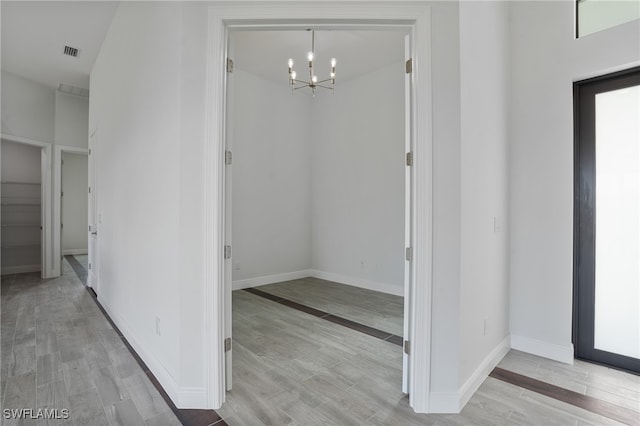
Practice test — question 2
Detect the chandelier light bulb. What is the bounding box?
[288,31,335,96]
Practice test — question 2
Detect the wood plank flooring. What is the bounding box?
[0,259,208,426]
[244,287,403,346]
[3,265,638,426]
[254,278,404,336]
[223,280,640,425]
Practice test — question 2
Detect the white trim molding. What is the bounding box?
[310,270,404,297]
[232,269,403,296]
[430,336,510,413]
[1,265,41,275]
[62,249,88,256]
[99,297,207,408]
[205,1,433,412]
[232,270,312,290]
[457,335,511,410]
[511,334,575,365]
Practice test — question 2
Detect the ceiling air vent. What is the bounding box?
[63,45,79,57]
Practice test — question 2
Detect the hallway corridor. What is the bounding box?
[1,259,181,425]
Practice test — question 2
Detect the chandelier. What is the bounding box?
[288,30,336,96]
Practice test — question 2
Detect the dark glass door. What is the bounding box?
[574,67,640,374]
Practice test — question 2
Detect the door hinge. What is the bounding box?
[405,58,413,74]
[224,245,232,260]
[406,152,413,166]
[404,340,410,355]
[88,263,92,270]
[224,337,232,352]
[227,58,234,73]
[61,223,63,229]
[405,247,413,262]
[225,150,232,165]
[61,191,64,197]
[89,148,92,155]
[88,187,91,194]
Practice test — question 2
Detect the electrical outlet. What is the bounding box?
[483,318,488,336]
[233,262,241,271]
[155,317,161,336]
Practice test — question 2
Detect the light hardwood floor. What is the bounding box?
[1,259,180,426]
[221,281,639,425]
[255,278,403,336]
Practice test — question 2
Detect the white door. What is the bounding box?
[402,33,413,394]
[88,129,99,292]
[223,33,235,391]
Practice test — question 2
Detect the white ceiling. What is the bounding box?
[1,1,119,90]
[232,29,407,86]
[1,3,406,92]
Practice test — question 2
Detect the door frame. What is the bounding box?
[0,133,53,279]
[53,145,89,276]
[573,65,640,373]
[204,2,433,412]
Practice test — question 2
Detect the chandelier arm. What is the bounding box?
[315,84,334,90]
[315,78,333,84]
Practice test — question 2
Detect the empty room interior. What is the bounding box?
[1,1,639,426]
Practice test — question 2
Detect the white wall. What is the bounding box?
[1,71,55,143]
[55,92,89,148]
[61,152,88,254]
[231,60,404,295]
[1,140,41,183]
[312,62,405,296]
[231,68,312,285]
[90,1,207,407]
[458,0,511,399]
[89,0,502,412]
[1,140,42,274]
[509,2,640,362]
[426,0,463,401]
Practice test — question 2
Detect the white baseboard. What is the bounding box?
[1,265,41,275]
[309,269,403,297]
[511,334,574,365]
[99,297,207,408]
[232,270,312,290]
[232,269,403,296]
[458,335,511,410]
[63,249,88,256]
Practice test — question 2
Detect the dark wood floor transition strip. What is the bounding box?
[67,256,226,426]
[490,367,640,426]
[65,255,87,286]
[243,287,404,347]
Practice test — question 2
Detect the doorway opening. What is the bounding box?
[573,66,640,374]
[0,136,52,278]
[1,140,44,276]
[224,27,411,420]
[205,4,433,412]
[57,149,89,275]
